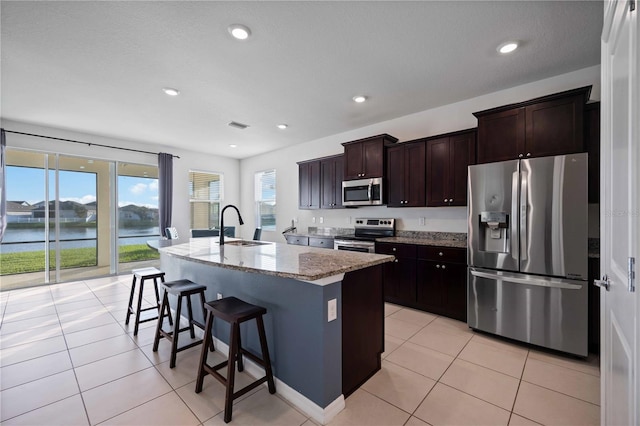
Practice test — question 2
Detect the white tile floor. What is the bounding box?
[0,275,601,425]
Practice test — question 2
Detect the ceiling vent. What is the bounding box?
[228,121,249,130]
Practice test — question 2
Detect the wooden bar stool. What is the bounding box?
[153,279,214,368]
[125,267,172,336]
[196,297,276,423]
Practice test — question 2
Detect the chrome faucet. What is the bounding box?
[219,204,244,245]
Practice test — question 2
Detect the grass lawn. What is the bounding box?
[0,244,159,275]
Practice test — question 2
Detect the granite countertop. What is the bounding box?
[375,236,467,248]
[158,237,394,282]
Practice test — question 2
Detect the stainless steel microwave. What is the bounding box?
[342,177,383,206]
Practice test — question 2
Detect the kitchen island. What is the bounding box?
[155,237,394,424]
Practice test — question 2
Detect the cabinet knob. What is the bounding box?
[442,264,446,269]
[526,153,531,157]
[438,252,443,256]
[443,199,447,203]
[394,259,399,263]
[392,247,397,251]
[436,264,441,268]
[518,154,524,158]
[449,198,453,203]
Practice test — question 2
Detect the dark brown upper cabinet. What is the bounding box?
[474,86,591,164]
[342,134,398,180]
[298,159,320,209]
[320,154,344,209]
[426,129,476,207]
[387,139,426,207]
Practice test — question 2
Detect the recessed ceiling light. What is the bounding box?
[162,87,180,96]
[229,144,238,148]
[228,24,251,40]
[277,124,288,130]
[497,41,519,54]
[353,95,367,103]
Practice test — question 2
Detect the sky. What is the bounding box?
[6,166,159,208]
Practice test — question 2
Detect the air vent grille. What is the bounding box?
[228,121,249,130]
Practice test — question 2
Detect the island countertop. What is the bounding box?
[157,237,395,282]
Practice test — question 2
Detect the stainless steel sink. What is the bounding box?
[223,240,271,247]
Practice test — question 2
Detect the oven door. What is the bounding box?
[342,178,383,206]
[334,239,375,253]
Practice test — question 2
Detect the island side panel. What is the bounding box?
[160,253,343,408]
[341,264,384,397]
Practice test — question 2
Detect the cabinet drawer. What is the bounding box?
[285,235,309,246]
[376,242,417,258]
[309,237,334,249]
[417,246,466,263]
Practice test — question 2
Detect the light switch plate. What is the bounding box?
[328,298,337,322]
[319,217,324,224]
[217,293,223,300]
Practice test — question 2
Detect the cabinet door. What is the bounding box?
[333,155,344,208]
[298,161,320,209]
[477,108,525,164]
[320,158,336,209]
[362,139,384,178]
[416,260,446,314]
[449,132,473,206]
[525,95,584,158]
[383,257,416,306]
[405,141,426,207]
[344,143,363,180]
[426,137,450,207]
[443,262,467,322]
[386,145,405,207]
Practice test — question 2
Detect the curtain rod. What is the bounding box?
[2,129,180,159]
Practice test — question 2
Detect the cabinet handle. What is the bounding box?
[438,252,443,256]
[526,153,531,157]
[449,198,453,203]
[392,247,396,251]
[443,199,447,203]
[394,259,399,263]
[518,154,524,158]
[436,264,441,268]
[442,264,446,269]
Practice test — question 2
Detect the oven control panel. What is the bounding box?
[354,218,395,230]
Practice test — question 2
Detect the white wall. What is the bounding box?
[240,65,601,242]
[1,119,241,240]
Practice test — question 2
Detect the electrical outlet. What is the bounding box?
[419,217,425,226]
[319,217,324,224]
[328,298,337,322]
[217,293,223,300]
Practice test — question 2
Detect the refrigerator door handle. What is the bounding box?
[511,171,519,260]
[520,170,528,261]
[470,269,583,290]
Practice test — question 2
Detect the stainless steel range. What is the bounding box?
[334,218,395,253]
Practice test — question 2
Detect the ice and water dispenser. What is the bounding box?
[478,211,509,253]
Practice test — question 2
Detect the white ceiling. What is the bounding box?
[1,1,602,159]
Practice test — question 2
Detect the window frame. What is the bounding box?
[254,169,276,232]
[188,169,224,230]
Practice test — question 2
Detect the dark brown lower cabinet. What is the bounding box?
[376,242,467,321]
[416,247,467,322]
[342,264,384,397]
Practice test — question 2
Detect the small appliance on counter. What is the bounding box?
[333,218,395,253]
[467,153,589,356]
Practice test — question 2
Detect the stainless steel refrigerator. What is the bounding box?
[467,153,588,356]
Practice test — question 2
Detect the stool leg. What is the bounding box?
[153,290,169,352]
[200,292,215,352]
[236,326,244,372]
[256,315,276,394]
[186,294,196,339]
[161,275,173,326]
[169,295,183,368]
[125,275,137,325]
[133,278,146,336]
[224,322,240,423]
[195,310,214,394]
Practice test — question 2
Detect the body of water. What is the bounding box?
[0,226,160,253]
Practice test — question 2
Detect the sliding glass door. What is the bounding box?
[0,149,160,290]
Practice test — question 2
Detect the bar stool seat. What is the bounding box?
[152,279,213,368]
[196,296,276,423]
[125,267,172,336]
